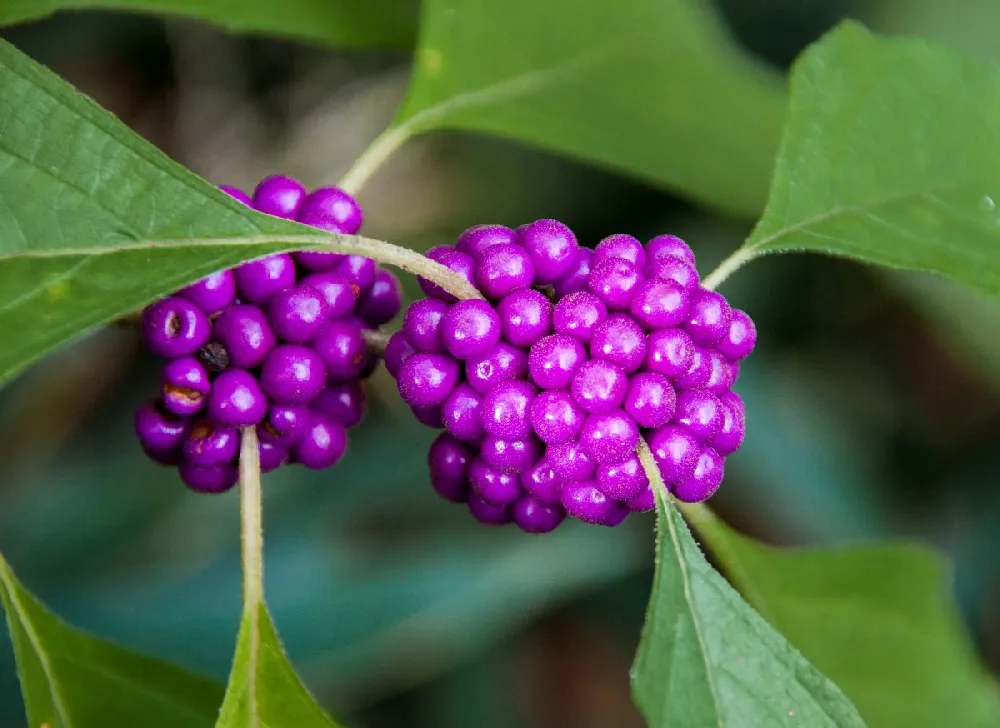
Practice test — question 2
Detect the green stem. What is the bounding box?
[701,246,758,291]
[239,427,264,607]
[338,126,413,197]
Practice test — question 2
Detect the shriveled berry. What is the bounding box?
[292,412,348,470]
[219,185,252,205]
[260,344,327,404]
[521,461,562,503]
[530,390,584,445]
[299,272,357,318]
[512,497,565,534]
[628,279,689,330]
[179,462,238,494]
[259,440,289,473]
[161,357,210,416]
[571,359,627,414]
[384,331,416,379]
[468,494,511,525]
[442,383,486,444]
[546,441,595,481]
[429,433,473,502]
[235,254,296,305]
[397,352,460,406]
[465,342,529,395]
[312,381,365,428]
[476,243,535,299]
[177,270,236,315]
[646,234,695,266]
[212,304,276,369]
[674,448,724,503]
[716,309,756,361]
[646,255,699,291]
[207,369,267,427]
[627,486,655,512]
[481,435,541,473]
[560,481,619,525]
[260,404,309,446]
[356,269,403,327]
[296,186,363,233]
[593,233,645,268]
[590,314,646,372]
[588,257,643,310]
[579,410,639,464]
[481,379,537,440]
[268,285,329,343]
[182,420,238,468]
[135,399,188,454]
[645,328,695,379]
[647,424,700,484]
[411,404,444,428]
[685,288,732,346]
[528,334,586,390]
[552,291,607,344]
[518,219,579,283]
[469,458,521,505]
[314,320,367,382]
[596,454,648,500]
[497,289,552,347]
[252,175,306,218]
[403,298,450,352]
[553,248,592,297]
[441,299,502,359]
[710,392,746,456]
[141,297,211,358]
[420,246,477,302]
[675,388,723,442]
[335,255,377,294]
[455,224,517,260]
[623,372,675,428]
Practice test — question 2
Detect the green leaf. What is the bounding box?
[392,0,787,217]
[631,449,865,727]
[742,21,1000,296]
[216,603,341,728]
[0,551,223,728]
[0,0,417,49]
[679,504,1000,728]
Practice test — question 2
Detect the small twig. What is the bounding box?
[239,427,264,607]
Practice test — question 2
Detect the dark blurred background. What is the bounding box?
[3,1,1000,726]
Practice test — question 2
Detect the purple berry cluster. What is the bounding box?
[134,176,402,493]
[386,222,755,532]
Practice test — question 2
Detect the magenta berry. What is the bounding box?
[206,369,267,427]
[571,359,627,414]
[646,234,695,266]
[593,233,645,268]
[161,357,210,416]
[675,347,715,390]
[717,309,757,360]
[560,481,619,525]
[518,219,579,284]
[465,342,529,395]
[588,257,643,311]
[675,388,723,442]
[497,288,552,347]
[553,248,592,298]
[268,285,329,344]
[442,383,486,444]
[521,461,562,503]
[356,269,403,327]
[629,279,689,330]
[481,379,537,440]
[441,299,502,359]
[685,288,732,346]
[179,462,238,494]
[429,433,473,503]
[177,270,236,315]
[403,298,450,352]
[182,420,238,468]
[411,404,445,429]
[314,320,367,382]
[141,297,211,358]
[235,254,296,305]
[296,186,363,233]
[134,400,188,455]
[261,404,310,446]
[293,412,348,470]
[299,272,357,318]
[530,390,584,445]
[252,175,306,219]
[512,497,565,534]
[311,381,366,428]
[647,255,699,291]
[384,331,416,380]
[624,372,675,429]
[579,410,640,464]
[476,243,535,299]
[528,334,586,390]
[480,435,541,473]
[469,458,521,505]
[220,185,252,205]
[674,447,724,503]
[595,454,648,501]
[211,304,276,369]
[468,494,511,525]
[645,328,695,379]
[711,392,746,456]
[545,441,595,482]
[552,291,607,344]
[590,314,646,373]
[420,246,477,302]
[647,424,700,484]
[260,344,327,404]
[334,255,377,293]
[259,441,289,473]
[455,224,517,260]
[397,353,460,406]
[627,486,655,513]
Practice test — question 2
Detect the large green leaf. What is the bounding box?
[0,551,223,727]
[740,22,1000,296]
[679,504,1000,728]
[630,448,865,727]
[0,0,417,48]
[391,0,786,217]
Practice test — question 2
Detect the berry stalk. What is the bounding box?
[239,426,264,607]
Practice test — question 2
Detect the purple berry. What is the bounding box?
[442,383,486,444]
[260,404,310,446]
[420,246,477,302]
[552,291,607,344]
[496,288,552,347]
[571,359,628,414]
[292,412,348,470]
[455,224,517,260]
[645,328,695,379]
[716,309,757,361]
[397,352,460,406]
[259,440,289,473]
[235,254,296,305]
[530,390,584,445]
[314,320,367,382]
[429,433,473,503]
[593,233,645,268]
[465,342,529,395]
[135,399,188,455]
[512,497,565,534]
[545,441,595,481]
[268,285,329,344]
[260,344,327,404]
[560,481,619,525]
[674,448,724,503]
[411,404,444,428]
[311,381,365,428]
[176,270,236,315]
[335,255,377,294]
[481,436,541,473]
[211,304,276,369]
[207,369,268,427]
[469,458,521,505]
[476,243,535,299]
[647,255,699,291]
[528,334,586,390]
[624,372,675,429]
[161,357,210,417]
[179,462,238,494]
[518,219,579,284]
[521,461,562,503]
[674,347,716,390]
[628,279,689,330]
[481,379,537,440]
[647,424,700,485]
[675,389,723,442]
[595,454,648,500]
[587,257,643,311]
[579,410,639,465]
[182,420,238,468]
[141,297,211,358]
[384,331,416,379]
[298,272,357,318]
[646,234,695,266]
[252,175,306,218]
[710,392,746,456]
[590,314,646,373]
[553,248,593,297]
[402,298,450,352]
[685,289,732,346]
[468,494,511,525]
[356,269,403,327]
[219,185,252,205]
[296,186,363,233]
[441,299,502,359]
[603,502,630,527]
[627,486,655,512]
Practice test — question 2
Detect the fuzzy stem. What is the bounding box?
[700,246,758,292]
[338,126,412,197]
[239,427,264,607]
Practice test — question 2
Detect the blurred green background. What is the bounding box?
[3,1,1000,725]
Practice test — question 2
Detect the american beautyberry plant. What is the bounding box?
[1,2,1000,728]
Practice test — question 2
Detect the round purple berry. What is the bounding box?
[429,433,473,503]
[675,347,716,390]
[161,356,210,416]
[356,269,403,327]
[588,257,643,311]
[530,390,584,445]
[645,328,695,379]
[268,285,329,344]
[311,381,366,428]
[521,461,562,503]
[593,233,645,268]
[497,288,552,347]
[182,420,238,468]
[590,314,646,373]
[647,424,700,485]
[675,389,723,442]
[292,412,348,470]
[552,291,607,344]
[560,481,619,525]
[297,186,363,234]
[674,447,724,503]
[455,224,517,260]
[252,175,306,219]
[259,440,289,473]
[465,342,529,395]
[441,299,502,359]
[410,404,444,428]
[545,441,595,481]
[141,297,211,358]
[571,359,628,414]
[384,331,416,379]
[512,497,565,534]
[179,462,238,494]
[334,255,377,294]
[442,383,486,444]
[212,304,276,369]
[397,353,460,406]
[518,219,579,284]
[476,243,535,299]
[402,298,450,352]
[314,320,367,382]
[481,379,537,440]
[260,404,309,446]
[528,334,586,390]
[299,272,357,318]
[710,392,746,456]
[469,458,521,505]
[627,486,655,512]
[716,309,756,361]
[579,410,639,465]
[135,400,188,456]
[219,185,251,205]
[646,234,695,266]
[468,494,511,525]
[176,270,236,315]
[623,372,675,429]
[595,454,648,501]
[207,369,268,427]
[481,435,541,473]
[553,248,593,297]
[260,345,327,404]
[685,289,732,347]
[628,279,689,330]
[235,254,296,305]
[419,246,477,303]
[647,255,699,291]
